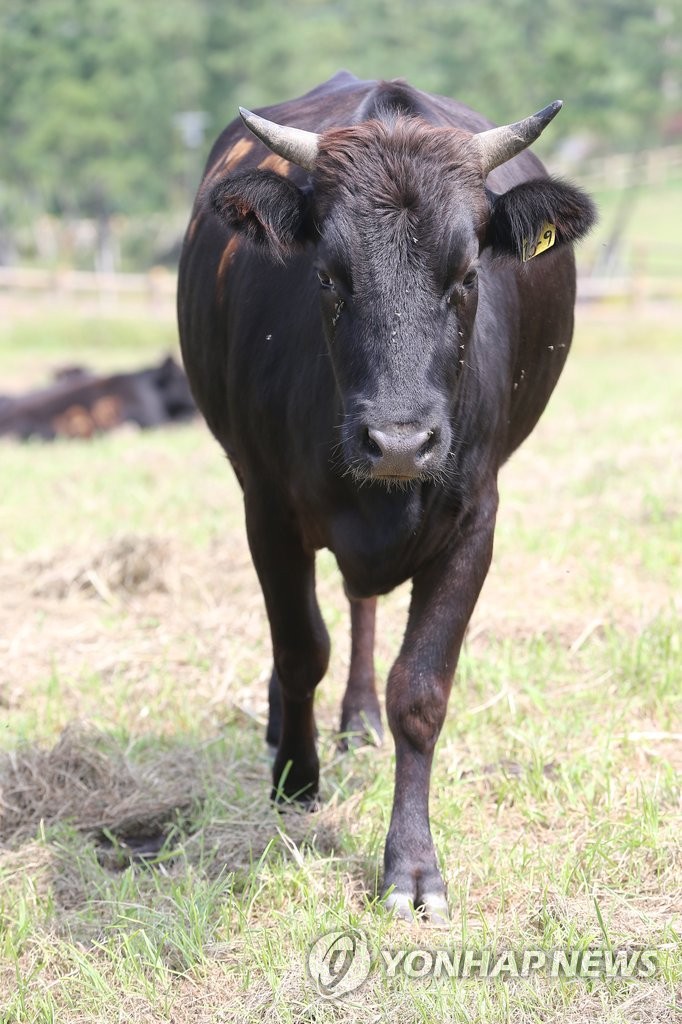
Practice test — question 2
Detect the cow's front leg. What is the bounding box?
[266,666,283,750]
[339,594,382,748]
[246,495,330,804]
[383,489,498,924]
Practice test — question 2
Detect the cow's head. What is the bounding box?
[210,103,595,485]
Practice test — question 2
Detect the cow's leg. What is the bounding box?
[382,489,498,924]
[266,667,282,750]
[246,496,329,803]
[338,594,382,748]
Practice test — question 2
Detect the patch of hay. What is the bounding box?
[31,534,170,600]
[0,722,203,846]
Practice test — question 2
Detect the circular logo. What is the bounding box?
[307,929,372,998]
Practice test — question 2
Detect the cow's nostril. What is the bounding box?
[418,428,436,459]
[363,427,384,457]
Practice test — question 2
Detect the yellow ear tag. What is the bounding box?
[522,222,557,262]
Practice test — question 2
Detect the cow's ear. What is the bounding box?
[486,178,596,261]
[209,170,314,261]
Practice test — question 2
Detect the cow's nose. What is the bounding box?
[363,425,437,477]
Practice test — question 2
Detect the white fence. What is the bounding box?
[0,264,679,311]
[0,266,176,313]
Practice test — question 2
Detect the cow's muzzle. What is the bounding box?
[346,420,450,483]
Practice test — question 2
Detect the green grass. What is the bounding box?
[0,311,179,389]
[0,308,680,1023]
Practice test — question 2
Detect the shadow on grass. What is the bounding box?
[0,721,375,924]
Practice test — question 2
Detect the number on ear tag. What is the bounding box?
[522,222,557,262]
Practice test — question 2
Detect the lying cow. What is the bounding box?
[0,356,196,440]
[178,72,595,922]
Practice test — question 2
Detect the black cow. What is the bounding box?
[178,72,595,923]
[0,357,196,440]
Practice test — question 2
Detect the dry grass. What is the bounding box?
[0,306,680,1022]
[0,723,202,846]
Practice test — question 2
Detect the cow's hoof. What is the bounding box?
[270,781,319,809]
[271,755,319,807]
[271,788,320,812]
[338,708,383,751]
[382,887,450,928]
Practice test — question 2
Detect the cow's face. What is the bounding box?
[210,110,595,485]
[309,122,487,484]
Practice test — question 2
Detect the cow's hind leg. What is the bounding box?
[246,495,329,803]
[338,593,382,749]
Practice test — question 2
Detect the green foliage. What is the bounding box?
[0,0,203,217]
[0,0,680,221]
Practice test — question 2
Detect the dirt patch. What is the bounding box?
[1,514,677,739]
[0,530,268,723]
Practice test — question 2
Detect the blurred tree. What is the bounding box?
[0,0,679,247]
[0,0,203,218]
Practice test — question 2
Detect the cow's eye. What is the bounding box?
[316,269,334,290]
[445,266,479,305]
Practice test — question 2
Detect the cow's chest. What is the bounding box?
[307,487,454,597]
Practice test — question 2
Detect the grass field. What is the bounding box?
[0,304,680,1023]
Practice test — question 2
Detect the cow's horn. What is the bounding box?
[474,101,563,175]
[239,107,320,171]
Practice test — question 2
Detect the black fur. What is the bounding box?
[179,74,597,923]
[487,177,597,260]
[210,170,312,261]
